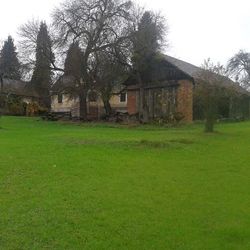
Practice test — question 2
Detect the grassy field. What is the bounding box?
[0,116,250,250]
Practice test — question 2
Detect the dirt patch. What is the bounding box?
[63,137,194,149]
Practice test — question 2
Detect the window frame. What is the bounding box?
[58,93,63,104]
[120,92,127,103]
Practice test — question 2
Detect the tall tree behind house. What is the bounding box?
[132,11,166,120]
[31,22,54,109]
[62,42,85,103]
[64,42,83,81]
[0,36,21,80]
[133,12,161,77]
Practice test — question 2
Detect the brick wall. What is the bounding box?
[127,81,193,122]
[176,80,193,123]
[127,90,138,115]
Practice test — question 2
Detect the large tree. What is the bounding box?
[196,59,232,132]
[132,11,165,76]
[0,36,21,80]
[31,22,54,109]
[93,49,127,115]
[63,43,127,117]
[52,0,133,120]
[131,11,167,121]
[64,42,83,80]
[60,42,85,105]
[227,50,250,89]
[19,19,64,79]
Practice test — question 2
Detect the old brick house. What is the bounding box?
[124,55,196,123]
[50,55,250,122]
[51,56,197,122]
[124,55,250,122]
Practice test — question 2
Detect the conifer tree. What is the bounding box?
[0,36,21,80]
[133,11,165,81]
[64,42,83,80]
[132,11,166,120]
[31,22,54,109]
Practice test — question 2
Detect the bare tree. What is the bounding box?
[52,0,133,120]
[196,59,231,132]
[18,19,65,80]
[93,49,128,115]
[228,50,250,89]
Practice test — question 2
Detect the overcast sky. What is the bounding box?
[0,0,249,66]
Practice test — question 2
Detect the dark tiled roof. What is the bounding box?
[164,55,249,95]
[51,75,76,92]
[164,55,201,78]
[124,56,194,87]
[0,78,39,97]
[52,75,126,94]
[52,56,249,96]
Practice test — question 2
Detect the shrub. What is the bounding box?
[26,102,48,116]
[174,112,185,124]
[6,95,25,115]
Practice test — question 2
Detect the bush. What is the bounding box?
[26,103,49,116]
[174,112,185,124]
[0,94,46,117]
[6,95,25,115]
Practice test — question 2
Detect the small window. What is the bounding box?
[88,91,98,102]
[58,93,63,104]
[120,93,127,103]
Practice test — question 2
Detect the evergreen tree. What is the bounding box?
[64,42,83,80]
[132,11,166,121]
[31,22,54,109]
[133,11,164,79]
[0,36,21,80]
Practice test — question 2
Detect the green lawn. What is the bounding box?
[0,116,250,250]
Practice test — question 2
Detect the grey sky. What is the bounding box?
[0,0,249,66]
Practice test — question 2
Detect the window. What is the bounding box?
[88,91,98,102]
[58,93,63,104]
[120,93,127,103]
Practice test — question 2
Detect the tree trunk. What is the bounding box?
[38,86,51,111]
[44,93,51,111]
[205,116,214,132]
[79,90,87,121]
[103,99,112,116]
[0,75,3,93]
[136,72,148,123]
[205,103,215,133]
[229,96,234,119]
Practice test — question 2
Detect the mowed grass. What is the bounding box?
[0,117,250,250]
